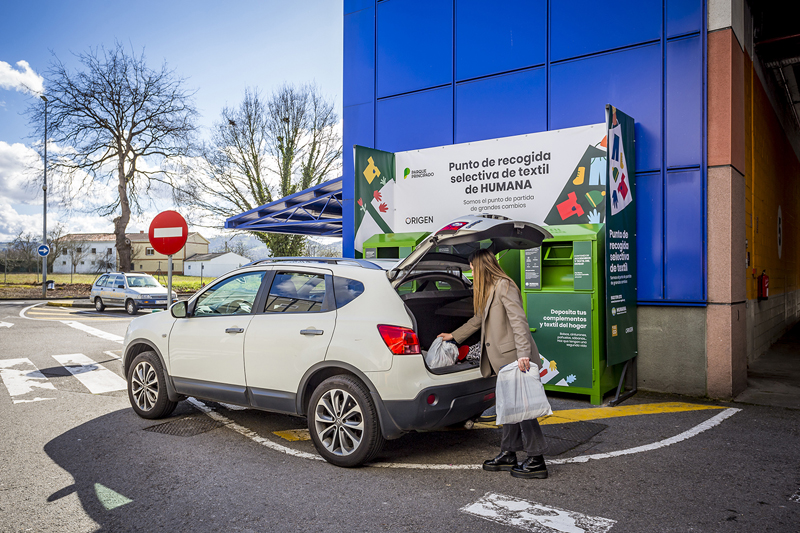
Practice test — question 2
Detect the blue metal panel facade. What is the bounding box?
[342,0,707,304]
[455,0,546,81]
[455,68,546,143]
[376,0,453,98]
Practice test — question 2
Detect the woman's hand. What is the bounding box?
[437,332,454,342]
[517,357,531,372]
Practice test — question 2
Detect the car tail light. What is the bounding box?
[377,325,420,355]
[427,394,438,405]
[483,392,495,401]
[436,221,468,234]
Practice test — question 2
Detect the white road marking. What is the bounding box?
[219,402,248,411]
[104,350,122,360]
[94,483,132,510]
[19,302,43,319]
[154,227,183,238]
[61,321,124,344]
[462,493,616,533]
[0,321,12,328]
[547,408,741,465]
[52,353,127,394]
[187,396,740,470]
[187,398,323,461]
[0,358,57,403]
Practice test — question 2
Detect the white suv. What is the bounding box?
[122,214,550,467]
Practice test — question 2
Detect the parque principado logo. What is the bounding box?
[363,157,380,184]
[406,168,434,179]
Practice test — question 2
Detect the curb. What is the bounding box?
[46,300,94,308]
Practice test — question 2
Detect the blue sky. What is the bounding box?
[0,0,343,241]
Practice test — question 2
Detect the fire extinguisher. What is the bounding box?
[758,270,769,300]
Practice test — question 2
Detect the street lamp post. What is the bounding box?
[41,95,48,298]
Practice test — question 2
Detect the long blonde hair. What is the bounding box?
[470,248,513,316]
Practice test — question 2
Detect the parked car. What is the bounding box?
[121,214,551,466]
[90,272,177,315]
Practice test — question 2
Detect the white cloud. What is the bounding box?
[0,141,40,204]
[0,60,44,96]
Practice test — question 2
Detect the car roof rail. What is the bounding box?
[244,257,384,270]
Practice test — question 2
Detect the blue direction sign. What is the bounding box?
[37,244,50,257]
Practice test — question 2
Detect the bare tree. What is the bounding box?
[10,231,39,273]
[305,240,341,258]
[178,85,341,256]
[28,43,197,272]
[46,224,66,272]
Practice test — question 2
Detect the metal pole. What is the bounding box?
[167,254,173,310]
[41,95,48,298]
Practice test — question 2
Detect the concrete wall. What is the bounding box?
[637,306,708,397]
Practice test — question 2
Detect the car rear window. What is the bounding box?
[333,276,364,309]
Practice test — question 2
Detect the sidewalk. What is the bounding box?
[735,322,800,410]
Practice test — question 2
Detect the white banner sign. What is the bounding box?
[354,123,608,252]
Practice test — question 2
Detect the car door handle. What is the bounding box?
[225,327,245,334]
[300,329,324,336]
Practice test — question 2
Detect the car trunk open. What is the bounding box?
[391,215,552,375]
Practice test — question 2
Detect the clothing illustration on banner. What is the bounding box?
[608,123,632,216]
[544,143,608,225]
[354,147,396,253]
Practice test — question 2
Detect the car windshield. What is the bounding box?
[126,275,161,288]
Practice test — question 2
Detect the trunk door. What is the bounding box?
[388,214,552,286]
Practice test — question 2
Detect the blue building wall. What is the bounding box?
[343,0,706,305]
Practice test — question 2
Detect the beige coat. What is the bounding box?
[451,278,541,378]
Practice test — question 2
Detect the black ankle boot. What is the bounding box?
[510,455,548,479]
[482,451,517,471]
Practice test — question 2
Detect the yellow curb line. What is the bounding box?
[271,402,726,442]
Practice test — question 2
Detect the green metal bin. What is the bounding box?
[521,224,621,405]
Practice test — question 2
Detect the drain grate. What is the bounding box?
[542,421,607,456]
[144,417,224,437]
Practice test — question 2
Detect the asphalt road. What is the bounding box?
[0,300,798,533]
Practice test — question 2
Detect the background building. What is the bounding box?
[127,231,209,274]
[341,0,800,399]
[183,252,250,278]
[54,232,209,275]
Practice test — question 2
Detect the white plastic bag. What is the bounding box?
[424,337,459,369]
[495,363,553,425]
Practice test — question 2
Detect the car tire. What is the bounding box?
[307,375,385,467]
[94,297,105,312]
[125,299,138,315]
[127,351,177,419]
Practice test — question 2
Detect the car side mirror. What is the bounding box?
[171,301,188,319]
[117,284,125,289]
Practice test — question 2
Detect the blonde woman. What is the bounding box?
[438,248,548,479]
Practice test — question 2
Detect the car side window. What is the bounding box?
[96,275,108,287]
[333,276,364,309]
[265,271,326,313]
[194,271,265,317]
[113,275,125,288]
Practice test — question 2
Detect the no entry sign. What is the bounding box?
[148,211,188,256]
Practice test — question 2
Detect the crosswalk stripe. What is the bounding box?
[462,492,616,533]
[52,353,127,394]
[0,358,57,403]
[61,321,124,343]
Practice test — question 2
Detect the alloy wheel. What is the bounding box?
[314,388,364,456]
[130,360,158,412]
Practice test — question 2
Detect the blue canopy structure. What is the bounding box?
[224,177,343,236]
